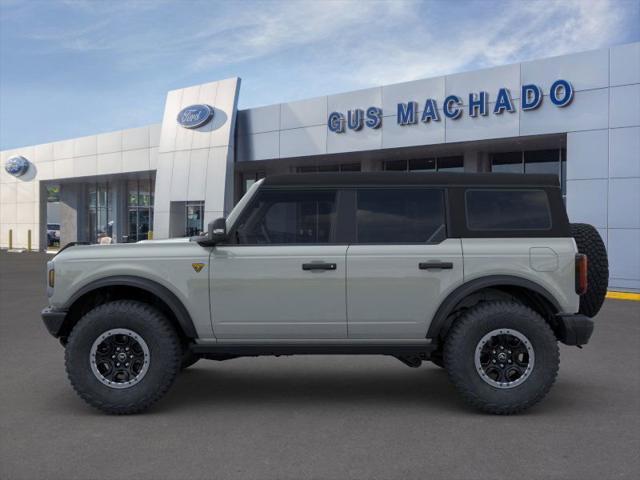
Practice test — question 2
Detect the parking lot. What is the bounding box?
[1,250,639,480]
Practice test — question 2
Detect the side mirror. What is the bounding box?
[208,217,228,244]
[194,217,227,246]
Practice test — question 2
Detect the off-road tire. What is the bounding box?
[181,349,200,370]
[571,223,608,317]
[444,301,559,415]
[429,350,445,368]
[65,300,182,414]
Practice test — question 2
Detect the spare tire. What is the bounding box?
[571,223,608,317]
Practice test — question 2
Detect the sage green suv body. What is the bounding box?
[42,173,607,414]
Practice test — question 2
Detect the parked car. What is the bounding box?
[42,173,608,414]
[46,223,60,247]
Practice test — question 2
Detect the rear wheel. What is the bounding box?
[65,300,182,414]
[571,223,608,317]
[444,301,559,414]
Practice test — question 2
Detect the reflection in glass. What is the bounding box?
[357,189,445,243]
[186,202,205,237]
[525,149,559,175]
[235,190,337,244]
[491,152,523,173]
[126,177,155,242]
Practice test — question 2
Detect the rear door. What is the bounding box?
[210,188,348,339]
[346,188,463,339]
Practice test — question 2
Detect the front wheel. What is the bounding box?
[180,349,200,370]
[65,300,182,414]
[444,301,559,414]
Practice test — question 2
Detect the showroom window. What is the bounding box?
[185,201,205,237]
[46,185,61,248]
[234,189,337,244]
[356,188,446,243]
[296,163,361,173]
[491,148,567,200]
[87,182,113,244]
[240,171,266,197]
[126,178,155,242]
[383,156,463,172]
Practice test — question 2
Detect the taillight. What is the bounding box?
[575,254,587,295]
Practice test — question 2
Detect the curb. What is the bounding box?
[606,291,640,302]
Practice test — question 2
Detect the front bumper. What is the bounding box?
[41,307,68,338]
[556,314,594,346]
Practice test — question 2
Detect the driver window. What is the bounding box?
[234,189,337,244]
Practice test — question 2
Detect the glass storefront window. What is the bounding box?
[437,156,464,172]
[126,178,155,242]
[383,156,463,172]
[46,185,60,202]
[561,149,567,199]
[384,160,408,171]
[491,148,567,201]
[409,158,436,172]
[86,182,112,243]
[185,202,204,237]
[491,152,523,173]
[524,149,560,175]
[295,163,362,173]
[128,180,138,206]
[241,171,266,197]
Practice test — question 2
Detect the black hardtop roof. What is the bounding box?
[261,172,561,188]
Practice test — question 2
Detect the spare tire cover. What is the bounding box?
[571,223,609,317]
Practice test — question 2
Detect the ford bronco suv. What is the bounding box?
[42,172,608,415]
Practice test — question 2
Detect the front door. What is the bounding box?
[210,188,347,339]
[346,188,463,339]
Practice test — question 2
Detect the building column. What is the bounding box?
[360,159,379,172]
[464,151,491,172]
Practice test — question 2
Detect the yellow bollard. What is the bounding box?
[8,229,12,250]
[147,230,153,240]
[28,229,32,252]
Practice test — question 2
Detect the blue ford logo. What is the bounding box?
[5,156,30,177]
[176,104,214,129]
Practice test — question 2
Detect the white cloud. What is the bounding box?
[11,0,630,78]
[189,1,412,70]
[331,0,628,88]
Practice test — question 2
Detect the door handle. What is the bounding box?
[419,261,453,270]
[302,262,337,271]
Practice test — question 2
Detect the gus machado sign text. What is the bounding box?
[327,79,573,133]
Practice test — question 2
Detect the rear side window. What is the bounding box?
[356,189,446,243]
[465,189,551,231]
[234,189,337,244]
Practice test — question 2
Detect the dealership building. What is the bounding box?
[1,43,639,291]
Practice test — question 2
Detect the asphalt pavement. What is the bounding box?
[1,251,639,480]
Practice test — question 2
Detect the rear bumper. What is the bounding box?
[556,314,594,346]
[41,307,68,338]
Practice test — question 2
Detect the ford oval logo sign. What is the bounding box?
[5,156,30,177]
[176,104,214,129]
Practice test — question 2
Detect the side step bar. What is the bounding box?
[190,342,437,357]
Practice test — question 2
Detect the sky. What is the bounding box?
[1,0,639,150]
